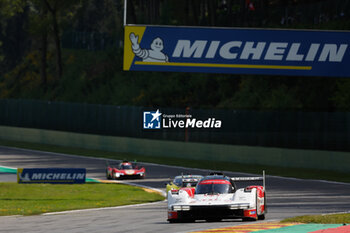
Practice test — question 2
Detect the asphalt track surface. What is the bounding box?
[0,146,350,233]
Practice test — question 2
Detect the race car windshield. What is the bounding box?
[120,164,133,169]
[183,182,197,187]
[173,176,203,187]
[195,183,233,194]
[173,177,182,186]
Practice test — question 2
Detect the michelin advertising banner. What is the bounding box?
[124,25,349,77]
[17,168,86,184]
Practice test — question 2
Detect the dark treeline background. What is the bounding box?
[0,0,350,111]
[128,0,349,28]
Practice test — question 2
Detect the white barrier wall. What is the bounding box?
[0,125,349,172]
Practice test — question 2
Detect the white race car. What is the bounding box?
[167,172,266,223]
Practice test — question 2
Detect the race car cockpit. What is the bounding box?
[195,176,236,194]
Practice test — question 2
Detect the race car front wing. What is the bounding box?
[168,204,257,221]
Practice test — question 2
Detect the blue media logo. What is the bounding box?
[143,109,162,129]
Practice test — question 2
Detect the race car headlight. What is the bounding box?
[137,172,144,176]
[172,205,190,211]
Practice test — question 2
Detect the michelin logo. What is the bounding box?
[124,26,350,77]
[130,33,169,62]
[172,40,347,62]
[143,109,162,129]
[20,173,85,180]
[19,170,31,182]
[17,168,86,183]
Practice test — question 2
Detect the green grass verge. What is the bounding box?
[281,213,350,224]
[0,139,349,183]
[0,182,164,216]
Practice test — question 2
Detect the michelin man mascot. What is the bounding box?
[129,32,169,63]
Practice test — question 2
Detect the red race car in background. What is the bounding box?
[106,161,145,179]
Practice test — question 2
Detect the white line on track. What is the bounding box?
[0,215,22,218]
[321,211,350,216]
[116,180,167,196]
[94,178,167,196]
[268,202,349,205]
[42,200,167,216]
[269,195,350,199]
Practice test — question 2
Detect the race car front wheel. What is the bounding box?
[257,188,265,220]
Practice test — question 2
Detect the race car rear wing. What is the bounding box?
[181,177,202,183]
[230,170,266,191]
[180,175,203,187]
[106,160,141,168]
